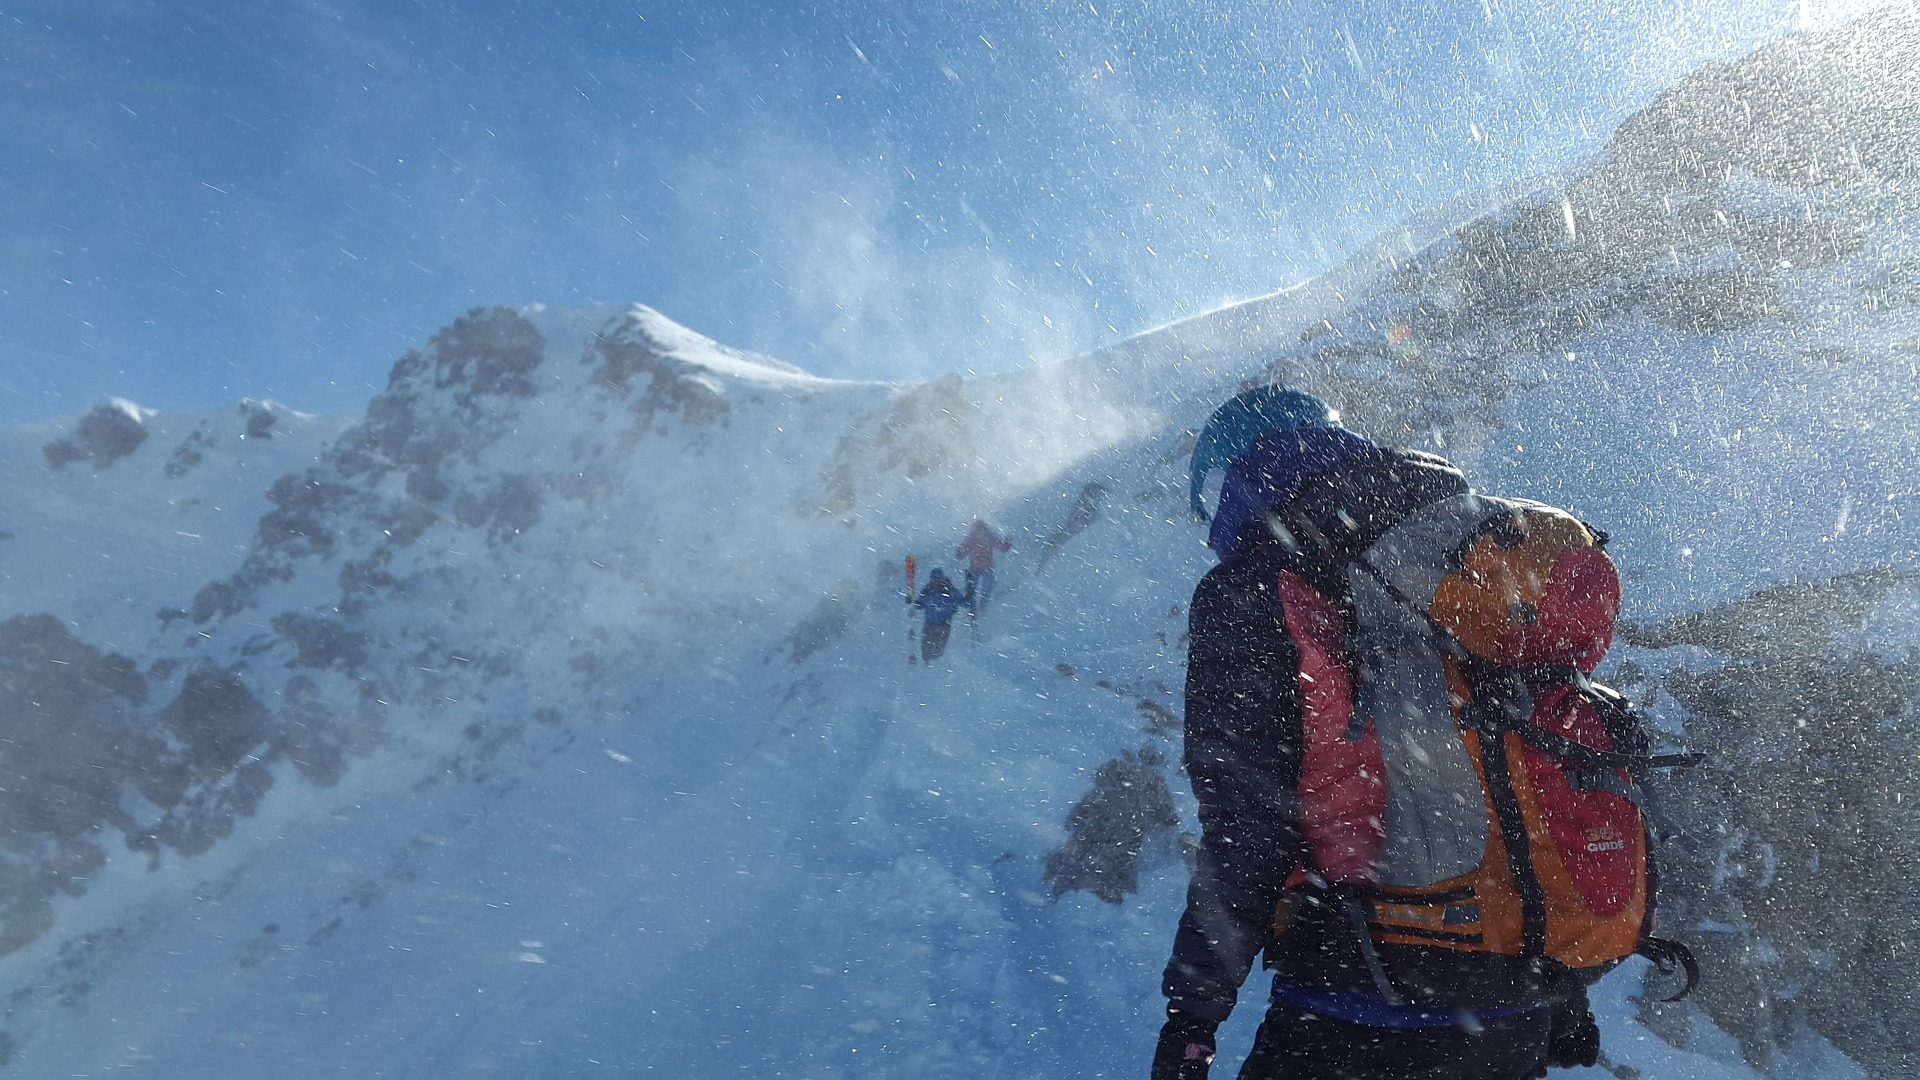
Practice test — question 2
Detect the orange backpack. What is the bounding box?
[1271,496,1699,1008]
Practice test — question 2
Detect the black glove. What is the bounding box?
[1151,1010,1219,1080]
[1546,999,1600,1069]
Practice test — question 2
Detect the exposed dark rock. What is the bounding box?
[0,615,150,842]
[1044,745,1180,904]
[404,305,546,401]
[1606,20,1920,194]
[189,580,246,625]
[819,377,975,514]
[587,312,731,429]
[382,497,439,547]
[1285,16,1920,449]
[338,552,397,597]
[269,613,370,672]
[781,580,865,665]
[1620,566,1901,659]
[404,467,451,505]
[42,401,150,470]
[1641,268,1787,333]
[146,759,274,857]
[1859,261,1920,311]
[1136,699,1180,735]
[165,426,213,478]
[271,677,388,788]
[1633,567,1920,1079]
[0,616,156,956]
[257,471,355,562]
[338,306,548,477]
[1037,483,1109,569]
[240,401,277,440]
[160,666,272,777]
[452,473,545,544]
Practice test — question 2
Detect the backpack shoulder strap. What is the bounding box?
[1460,661,1708,773]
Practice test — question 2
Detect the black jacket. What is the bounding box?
[1162,447,1469,1022]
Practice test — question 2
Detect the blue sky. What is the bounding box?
[0,0,1841,424]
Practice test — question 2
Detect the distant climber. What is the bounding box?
[956,519,1012,616]
[913,568,967,662]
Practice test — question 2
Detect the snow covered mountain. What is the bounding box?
[1,15,1916,1079]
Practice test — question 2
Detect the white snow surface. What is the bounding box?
[1,169,1914,1080]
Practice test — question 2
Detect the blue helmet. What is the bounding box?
[1188,386,1338,521]
[1207,427,1374,560]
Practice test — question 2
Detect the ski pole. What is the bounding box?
[905,555,918,665]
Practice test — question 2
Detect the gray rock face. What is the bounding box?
[1269,15,1918,452]
[0,610,380,914]
[780,579,867,665]
[1628,568,1920,1080]
[586,311,732,430]
[452,473,546,545]
[1036,483,1108,570]
[1044,745,1180,904]
[344,306,549,475]
[42,401,150,470]
[0,615,150,842]
[0,315,569,957]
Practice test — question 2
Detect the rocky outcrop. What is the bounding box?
[42,399,152,470]
[1044,745,1180,904]
[1279,15,1915,448]
[1627,568,1920,1080]
[585,310,732,430]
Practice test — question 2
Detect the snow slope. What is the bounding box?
[1,17,1916,1080]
